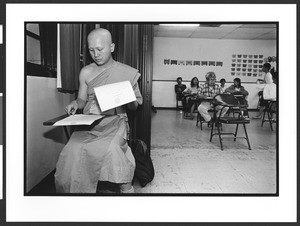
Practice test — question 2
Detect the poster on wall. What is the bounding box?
[231,53,264,77]
[164,58,223,68]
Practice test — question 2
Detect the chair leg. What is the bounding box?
[234,124,239,142]
[261,110,266,127]
[209,121,214,142]
[217,123,223,150]
[243,123,251,150]
[267,111,274,131]
[196,113,204,130]
[200,114,203,130]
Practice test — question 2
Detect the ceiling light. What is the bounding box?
[159,24,200,27]
[220,24,242,28]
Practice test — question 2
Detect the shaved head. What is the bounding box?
[87,28,112,45]
[87,28,115,66]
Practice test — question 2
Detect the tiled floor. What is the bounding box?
[29,109,277,195]
[133,109,277,194]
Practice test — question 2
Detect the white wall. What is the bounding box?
[26,76,74,192]
[152,37,276,108]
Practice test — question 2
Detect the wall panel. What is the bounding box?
[152,37,276,108]
[26,76,73,192]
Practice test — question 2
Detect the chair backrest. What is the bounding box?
[212,93,239,106]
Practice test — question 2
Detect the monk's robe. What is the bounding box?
[55,61,143,193]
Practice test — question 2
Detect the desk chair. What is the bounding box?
[261,100,277,131]
[227,94,248,118]
[210,93,251,151]
[176,92,184,110]
[182,95,199,118]
[176,99,183,110]
[196,110,220,130]
[43,114,72,140]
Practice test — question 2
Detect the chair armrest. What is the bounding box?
[43,114,69,126]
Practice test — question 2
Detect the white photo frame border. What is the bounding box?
[6,3,297,223]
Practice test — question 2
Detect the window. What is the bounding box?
[25,23,57,77]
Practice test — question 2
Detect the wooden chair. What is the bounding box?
[261,100,277,131]
[209,93,251,150]
[176,99,183,110]
[196,112,205,130]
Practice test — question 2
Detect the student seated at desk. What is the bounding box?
[174,76,187,104]
[219,78,227,94]
[197,72,228,127]
[182,77,200,119]
[55,28,143,194]
[225,77,249,118]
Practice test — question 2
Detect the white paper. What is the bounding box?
[94,81,136,112]
[53,114,104,126]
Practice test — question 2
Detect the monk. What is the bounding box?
[55,28,143,193]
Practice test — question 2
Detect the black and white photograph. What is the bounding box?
[4,3,297,224]
[25,21,278,196]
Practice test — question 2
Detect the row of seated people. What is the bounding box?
[175,72,249,126]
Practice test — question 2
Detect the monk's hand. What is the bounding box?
[66,100,78,115]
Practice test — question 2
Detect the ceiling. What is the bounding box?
[154,23,277,40]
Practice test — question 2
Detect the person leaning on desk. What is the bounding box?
[55,28,143,193]
[225,77,249,118]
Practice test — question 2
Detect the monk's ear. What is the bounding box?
[110,43,115,53]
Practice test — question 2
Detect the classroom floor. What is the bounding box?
[28,109,277,195]
[133,109,277,194]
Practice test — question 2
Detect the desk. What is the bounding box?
[182,94,199,115]
[233,94,245,103]
[227,94,248,117]
[43,114,70,140]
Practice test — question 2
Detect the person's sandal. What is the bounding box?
[120,186,135,193]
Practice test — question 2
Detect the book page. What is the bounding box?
[94,81,136,112]
[53,114,104,126]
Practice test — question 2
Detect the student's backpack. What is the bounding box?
[129,139,155,187]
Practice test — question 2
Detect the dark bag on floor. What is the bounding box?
[129,139,155,187]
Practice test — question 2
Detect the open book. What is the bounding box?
[53,114,104,126]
